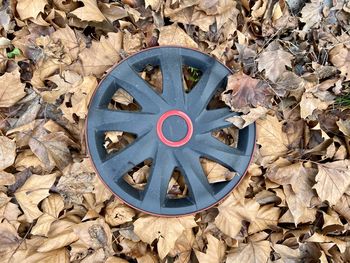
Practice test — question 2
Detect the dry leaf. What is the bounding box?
[195,234,225,263]
[201,158,236,183]
[314,160,350,206]
[105,201,135,226]
[0,136,16,170]
[79,32,122,77]
[0,69,26,107]
[221,72,272,112]
[258,50,293,82]
[300,92,330,119]
[15,173,57,222]
[17,0,48,20]
[226,240,271,263]
[329,44,350,80]
[158,24,198,48]
[300,0,323,31]
[134,216,197,259]
[0,221,21,262]
[248,204,280,234]
[70,0,106,22]
[37,231,79,252]
[256,115,289,165]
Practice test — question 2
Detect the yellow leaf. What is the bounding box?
[158,24,198,48]
[248,204,280,234]
[0,70,26,107]
[15,173,57,222]
[195,234,226,263]
[134,215,197,259]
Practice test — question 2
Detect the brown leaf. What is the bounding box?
[14,173,57,222]
[258,49,293,82]
[105,200,135,226]
[70,0,106,22]
[0,221,21,262]
[215,194,259,238]
[226,240,271,263]
[0,136,16,170]
[134,216,197,259]
[201,158,236,183]
[195,234,226,263]
[0,69,26,107]
[329,45,350,80]
[221,72,272,112]
[79,32,122,77]
[300,0,323,31]
[248,204,280,234]
[37,231,79,252]
[0,171,15,185]
[256,115,289,165]
[314,160,350,206]
[300,92,331,119]
[158,24,198,48]
[17,0,48,20]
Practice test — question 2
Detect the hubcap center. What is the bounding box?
[156,110,193,147]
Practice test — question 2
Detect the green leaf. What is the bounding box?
[7,48,21,58]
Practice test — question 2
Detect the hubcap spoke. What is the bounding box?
[191,135,250,175]
[187,62,229,116]
[141,146,176,211]
[196,108,239,134]
[174,149,216,208]
[101,132,157,181]
[159,48,185,106]
[110,62,167,112]
[91,108,155,135]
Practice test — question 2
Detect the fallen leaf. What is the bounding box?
[226,240,271,263]
[226,106,268,129]
[329,45,350,80]
[105,200,135,226]
[314,160,350,206]
[256,115,289,165]
[258,49,293,82]
[0,171,15,185]
[300,0,323,31]
[221,72,272,112]
[70,0,106,22]
[195,234,226,263]
[305,232,346,253]
[37,231,79,252]
[0,69,26,107]
[0,221,21,262]
[215,194,259,238]
[0,136,16,170]
[201,158,236,183]
[79,32,122,77]
[169,228,194,262]
[15,173,57,222]
[158,24,198,48]
[134,216,197,259]
[17,0,48,20]
[248,204,280,234]
[300,92,331,119]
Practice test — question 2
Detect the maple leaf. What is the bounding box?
[258,49,293,82]
[0,69,26,107]
[79,32,122,77]
[158,24,198,48]
[0,136,16,170]
[226,240,271,263]
[314,160,350,206]
[133,216,197,259]
[248,204,280,234]
[70,0,106,22]
[14,173,57,222]
[300,92,331,119]
[300,0,323,31]
[194,234,226,263]
[201,158,236,183]
[256,115,289,165]
[0,222,21,262]
[16,0,48,20]
[215,194,259,238]
[221,72,272,112]
[105,201,135,226]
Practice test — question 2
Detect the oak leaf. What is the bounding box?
[314,160,350,206]
[70,0,105,22]
[14,173,57,222]
[195,234,226,263]
[17,0,48,20]
[0,69,26,107]
[258,49,293,82]
[134,216,197,259]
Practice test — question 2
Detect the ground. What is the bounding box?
[0,0,350,262]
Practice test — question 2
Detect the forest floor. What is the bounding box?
[0,0,350,262]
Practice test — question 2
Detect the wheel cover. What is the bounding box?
[86,46,256,216]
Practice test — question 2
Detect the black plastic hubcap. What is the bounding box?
[86,46,256,216]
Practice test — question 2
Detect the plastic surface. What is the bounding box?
[86,46,256,216]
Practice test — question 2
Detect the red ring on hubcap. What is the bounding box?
[156,110,193,147]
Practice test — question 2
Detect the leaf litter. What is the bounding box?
[0,0,349,262]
